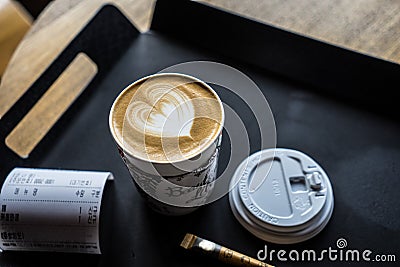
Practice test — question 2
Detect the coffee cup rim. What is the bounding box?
[109,72,225,164]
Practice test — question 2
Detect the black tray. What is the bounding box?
[0,1,399,266]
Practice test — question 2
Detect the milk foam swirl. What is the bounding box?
[126,83,195,138]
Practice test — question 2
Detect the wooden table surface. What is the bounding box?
[24,0,400,64]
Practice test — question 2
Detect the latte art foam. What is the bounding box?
[126,85,195,138]
[110,74,223,162]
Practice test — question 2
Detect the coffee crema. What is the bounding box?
[110,74,223,163]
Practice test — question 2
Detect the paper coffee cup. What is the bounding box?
[109,73,224,215]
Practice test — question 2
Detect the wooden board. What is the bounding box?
[0,0,155,119]
[5,53,97,158]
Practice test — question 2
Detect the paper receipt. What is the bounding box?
[0,168,113,254]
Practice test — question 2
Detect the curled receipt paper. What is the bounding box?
[0,168,113,254]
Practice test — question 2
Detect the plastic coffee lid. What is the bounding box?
[229,148,334,244]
